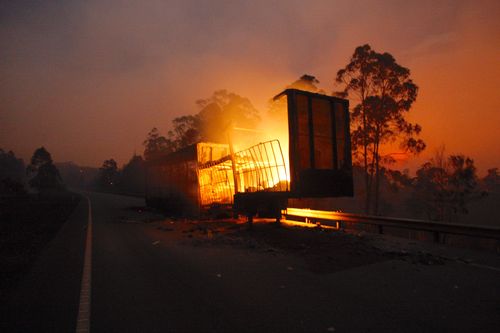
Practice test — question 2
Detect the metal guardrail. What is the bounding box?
[283,208,500,242]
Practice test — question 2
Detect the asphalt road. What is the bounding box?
[3,191,500,332]
[2,195,88,332]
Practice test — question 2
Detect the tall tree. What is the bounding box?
[143,128,170,161]
[196,89,260,143]
[162,90,260,152]
[166,115,201,151]
[26,147,63,191]
[336,44,425,214]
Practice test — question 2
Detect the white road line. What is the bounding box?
[468,262,500,272]
[76,196,93,333]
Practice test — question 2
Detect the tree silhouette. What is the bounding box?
[156,90,260,153]
[483,168,499,193]
[143,128,170,160]
[27,147,52,175]
[119,154,145,194]
[26,147,63,192]
[196,89,260,143]
[410,148,480,222]
[0,149,26,195]
[268,74,322,121]
[336,44,425,214]
[287,74,323,93]
[98,159,119,189]
[166,115,201,151]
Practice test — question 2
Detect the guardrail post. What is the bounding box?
[378,225,383,234]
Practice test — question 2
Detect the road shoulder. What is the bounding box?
[1,197,89,333]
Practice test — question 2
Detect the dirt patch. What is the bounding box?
[146,218,449,274]
[205,222,391,274]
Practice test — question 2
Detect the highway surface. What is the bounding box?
[3,191,499,332]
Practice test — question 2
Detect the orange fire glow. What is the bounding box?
[283,207,342,221]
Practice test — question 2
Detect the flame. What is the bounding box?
[283,208,342,221]
[282,219,339,230]
[230,99,290,187]
[282,208,342,230]
[197,139,290,207]
[197,95,291,207]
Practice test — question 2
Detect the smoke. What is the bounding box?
[1,0,499,174]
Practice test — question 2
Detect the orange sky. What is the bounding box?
[1,0,499,175]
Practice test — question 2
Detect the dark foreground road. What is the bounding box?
[3,191,500,332]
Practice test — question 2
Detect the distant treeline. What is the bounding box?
[0,147,65,196]
[55,155,146,196]
[1,144,499,225]
[93,155,145,196]
[0,147,145,197]
[2,46,499,224]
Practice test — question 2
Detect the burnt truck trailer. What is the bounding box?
[145,89,354,218]
[145,142,231,215]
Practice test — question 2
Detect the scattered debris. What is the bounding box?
[410,252,446,265]
[384,249,446,266]
[152,240,160,246]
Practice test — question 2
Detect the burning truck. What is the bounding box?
[145,89,354,219]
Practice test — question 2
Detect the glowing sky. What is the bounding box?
[1,0,499,174]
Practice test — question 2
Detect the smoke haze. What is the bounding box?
[1,0,499,174]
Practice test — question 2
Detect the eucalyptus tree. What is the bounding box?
[336,44,425,214]
[143,127,170,161]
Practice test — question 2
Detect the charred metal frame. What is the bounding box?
[146,89,353,218]
[233,140,289,193]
